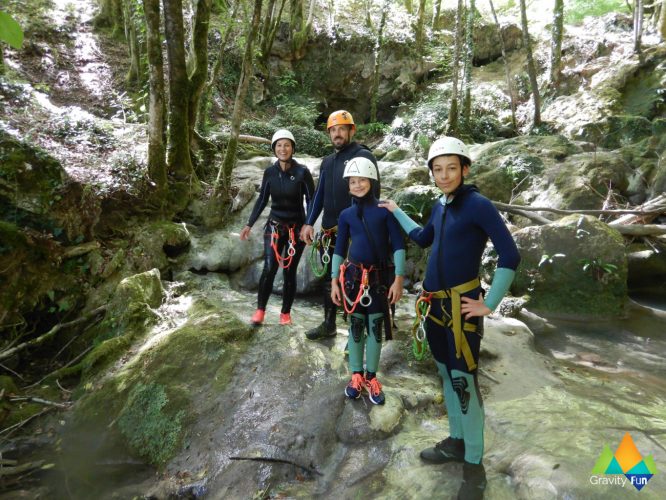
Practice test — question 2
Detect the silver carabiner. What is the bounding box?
[287,244,296,256]
[416,320,427,342]
[359,286,372,307]
[322,252,330,264]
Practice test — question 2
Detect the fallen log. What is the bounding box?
[493,200,665,217]
[0,306,106,362]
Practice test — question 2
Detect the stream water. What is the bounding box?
[45,276,666,499]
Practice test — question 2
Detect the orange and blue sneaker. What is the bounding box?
[279,312,292,325]
[365,376,385,405]
[345,373,365,399]
[251,309,265,326]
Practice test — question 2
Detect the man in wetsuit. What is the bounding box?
[300,110,380,340]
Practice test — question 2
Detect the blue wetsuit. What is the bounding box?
[394,183,520,464]
[332,195,405,376]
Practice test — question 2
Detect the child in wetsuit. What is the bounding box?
[380,136,520,499]
[330,157,405,405]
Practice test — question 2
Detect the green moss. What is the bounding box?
[71,300,253,465]
[117,383,184,466]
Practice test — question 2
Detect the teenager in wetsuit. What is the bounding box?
[380,137,520,499]
[240,129,315,326]
[330,157,405,405]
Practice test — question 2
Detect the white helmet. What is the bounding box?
[427,136,471,169]
[271,129,296,151]
[343,157,378,180]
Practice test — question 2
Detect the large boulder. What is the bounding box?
[512,215,627,317]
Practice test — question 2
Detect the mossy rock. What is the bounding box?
[0,130,67,218]
[513,215,627,317]
[575,115,654,150]
[392,185,441,225]
[71,299,253,466]
[550,151,630,210]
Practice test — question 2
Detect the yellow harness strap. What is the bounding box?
[426,277,481,371]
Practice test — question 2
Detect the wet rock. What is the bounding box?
[336,394,404,443]
[114,268,165,310]
[628,248,666,293]
[513,215,627,317]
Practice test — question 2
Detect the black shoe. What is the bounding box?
[305,321,337,340]
[420,437,465,463]
[457,462,486,500]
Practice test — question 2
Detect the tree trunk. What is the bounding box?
[260,0,287,65]
[143,0,167,196]
[370,0,390,123]
[94,0,124,33]
[198,1,240,132]
[447,0,464,135]
[660,0,666,41]
[123,0,142,85]
[634,0,644,53]
[162,0,196,183]
[433,0,443,29]
[549,0,564,88]
[187,0,211,150]
[405,0,413,14]
[461,0,475,127]
[0,44,4,76]
[415,0,428,51]
[488,0,516,131]
[290,0,307,55]
[215,0,263,196]
[519,0,541,128]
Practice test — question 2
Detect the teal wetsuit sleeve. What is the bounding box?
[331,253,344,279]
[483,267,516,311]
[393,208,420,234]
[393,249,406,276]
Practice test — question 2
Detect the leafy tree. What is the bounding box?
[633,0,644,54]
[415,0,428,51]
[519,0,541,127]
[660,0,666,41]
[371,0,390,123]
[447,0,464,135]
[215,0,264,197]
[488,0,516,131]
[461,0,475,127]
[549,0,564,88]
[143,0,166,196]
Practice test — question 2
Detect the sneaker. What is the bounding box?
[457,462,487,500]
[251,309,265,326]
[279,313,292,325]
[345,373,365,399]
[365,377,385,405]
[420,437,465,464]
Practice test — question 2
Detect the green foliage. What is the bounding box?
[269,98,320,129]
[118,383,184,466]
[355,122,390,143]
[240,121,331,157]
[565,0,630,25]
[579,257,619,283]
[0,10,24,49]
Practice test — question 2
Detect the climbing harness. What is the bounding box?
[308,228,335,277]
[411,292,431,360]
[270,222,297,269]
[339,261,373,314]
[423,278,482,371]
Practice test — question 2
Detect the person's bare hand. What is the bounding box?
[300,225,314,245]
[239,226,251,241]
[377,199,398,212]
[331,279,342,306]
[461,293,491,320]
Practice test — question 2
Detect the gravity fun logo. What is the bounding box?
[590,432,657,491]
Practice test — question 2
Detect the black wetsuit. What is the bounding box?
[247,159,315,313]
[304,142,380,334]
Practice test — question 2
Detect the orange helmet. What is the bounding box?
[327,110,356,132]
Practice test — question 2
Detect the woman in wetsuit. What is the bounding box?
[240,129,315,326]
